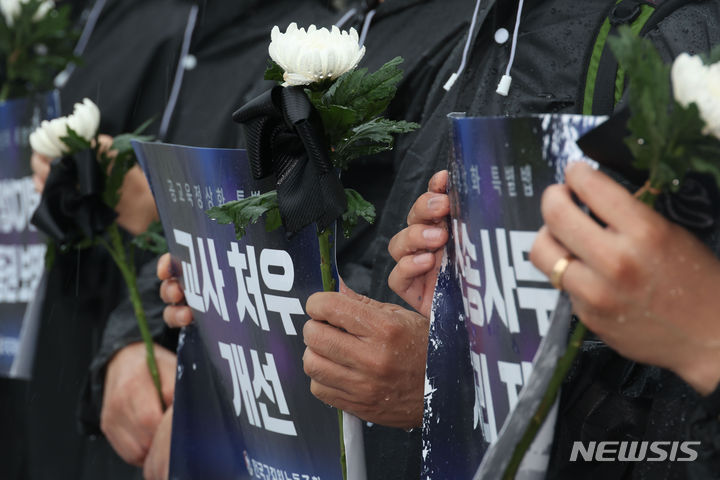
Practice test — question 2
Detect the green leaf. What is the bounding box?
[111,132,154,157]
[102,125,155,208]
[704,43,720,65]
[0,0,78,100]
[131,220,168,255]
[608,26,671,186]
[60,126,92,152]
[332,118,419,168]
[265,60,284,83]
[74,236,97,250]
[44,238,55,270]
[206,190,281,240]
[322,57,404,124]
[314,104,361,141]
[103,152,134,209]
[690,155,720,188]
[341,189,376,238]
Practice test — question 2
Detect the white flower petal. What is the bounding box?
[32,0,53,21]
[66,98,100,141]
[284,72,315,87]
[0,0,19,26]
[672,53,720,141]
[30,128,62,158]
[268,22,365,87]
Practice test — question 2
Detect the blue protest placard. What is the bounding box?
[423,114,604,479]
[135,142,365,480]
[0,92,59,379]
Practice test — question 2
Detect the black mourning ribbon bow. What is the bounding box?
[577,106,719,232]
[232,85,346,235]
[31,149,117,246]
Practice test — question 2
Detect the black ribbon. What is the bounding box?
[577,106,719,232]
[232,85,346,234]
[31,149,117,246]
[656,173,720,231]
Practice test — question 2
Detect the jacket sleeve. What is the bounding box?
[78,255,178,435]
[687,384,720,479]
[646,1,720,63]
[651,3,720,477]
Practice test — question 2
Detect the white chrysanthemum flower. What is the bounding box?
[0,0,54,27]
[29,118,67,158]
[67,98,101,142]
[29,98,100,158]
[672,53,720,140]
[269,22,366,87]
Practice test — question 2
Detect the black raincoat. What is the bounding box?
[10,2,192,479]
[86,2,473,480]
[361,0,720,479]
[74,0,720,479]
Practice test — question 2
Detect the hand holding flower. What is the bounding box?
[29,98,165,410]
[30,150,50,192]
[115,165,158,235]
[143,404,173,480]
[101,342,176,466]
[303,282,429,429]
[530,162,720,395]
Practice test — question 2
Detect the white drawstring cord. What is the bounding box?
[54,0,107,88]
[334,7,358,28]
[443,0,482,91]
[158,4,199,141]
[358,8,377,47]
[496,0,525,96]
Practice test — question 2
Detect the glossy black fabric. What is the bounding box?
[233,86,347,234]
[31,152,117,246]
[687,382,720,479]
[578,108,720,232]
[359,1,720,479]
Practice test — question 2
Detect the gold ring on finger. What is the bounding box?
[549,256,573,291]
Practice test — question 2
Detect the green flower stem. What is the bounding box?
[0,83,9,103]
[317,226,346,480]
[100,223,166,410]
[503,187,657,479]
[0,46,20,103]
[502,322,587,479]
[318,227,337,293]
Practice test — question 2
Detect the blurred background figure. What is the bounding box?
[5,1,191,478]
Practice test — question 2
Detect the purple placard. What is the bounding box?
[0,92,59,379]
[423,114,604,479]
[134,142,365,480]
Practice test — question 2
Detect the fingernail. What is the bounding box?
[413,252,434,264]
[427,195,445,211]
[423,228,444,241]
